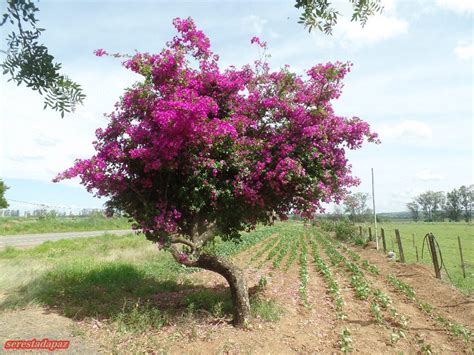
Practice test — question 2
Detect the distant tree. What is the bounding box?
[1,0,85,117]
[444,188,463,222]
[415,190,446,222]
[295,0,384,34]
[459,185,473,222]
[0,179,9,209]
[415,192,432,221]
[431,191,445,221]
[406,201,420,222]
[343,192,370,222]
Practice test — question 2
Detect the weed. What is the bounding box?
[183,289,233,316]
[258,275,268,290]
[113,301,167,333]
[251,299,284,322]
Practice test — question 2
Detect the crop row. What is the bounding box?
[298,235,309,305]
[309,238,346,319]
[314,232,410,344]
[322,232,379,275]
[283,236,300,272]
[257,236,288,269]
[272,233,294,269]
[324,231,471,343]
[387,274,472,342]
[250,235,280,264]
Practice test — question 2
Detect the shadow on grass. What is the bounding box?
[1,262,234,320]
[0,262,260,330]
[0,261,280,333]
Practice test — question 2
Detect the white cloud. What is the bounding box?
[377,120,433,141]
[334,14,408,45]
[242,15,267,35]
[436,0,474,14]
[1,64,139,182]
[415,169,444,182]
[455,42,474,60]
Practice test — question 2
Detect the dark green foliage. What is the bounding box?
[0,179,8,209]
[295,0,383,34]
[1,0,84,117]
[334,220,357,241]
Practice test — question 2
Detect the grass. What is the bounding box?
[251,298,284,321]
[0,215,132,235]
[0,225,283,336]
[358,221,473,294]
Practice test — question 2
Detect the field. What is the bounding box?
[357,221,473,294]
[0,216,132,235]
[0,221,472,353]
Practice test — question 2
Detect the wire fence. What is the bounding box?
[357,223,472,293]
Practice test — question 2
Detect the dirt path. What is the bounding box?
[0,230,132,248]
[0,306,99,354]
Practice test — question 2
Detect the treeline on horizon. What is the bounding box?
[316,185,473,223]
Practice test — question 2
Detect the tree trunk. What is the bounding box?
[194,253,251,327]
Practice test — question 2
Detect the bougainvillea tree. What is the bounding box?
[54,17,378,326]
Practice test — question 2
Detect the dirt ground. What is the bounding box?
[0,237,472,354]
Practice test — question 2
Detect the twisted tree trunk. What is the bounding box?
[194,253,251,327]
[170,245,251,327]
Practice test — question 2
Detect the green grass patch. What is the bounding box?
[0,224,283,332]
[183,288,233,318]
[0,215,132,235]
[113,301,168,333]
[357,222,473,294]
[251,298,284,321]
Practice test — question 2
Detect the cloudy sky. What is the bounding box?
[0,0,472,213]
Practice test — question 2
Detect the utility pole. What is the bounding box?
[371,168,379,250]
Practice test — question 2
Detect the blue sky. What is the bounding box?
[0,0,472,213]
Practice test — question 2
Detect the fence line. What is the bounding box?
[355,224,471,288]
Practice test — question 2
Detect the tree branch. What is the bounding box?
[170,236,197,251]
[195,221,217,246]
[169,244,197,267]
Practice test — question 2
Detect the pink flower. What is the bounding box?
[250,36,267,48]
[93,48,107,57]
[54,17,378,246]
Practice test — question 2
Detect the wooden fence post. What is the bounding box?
[458,236,466,279]
[359,226,362,237]
[428,233,441,279]
[394,229,406,263]
[415,246,419,262]
[381,228,386,253]
[368,227,372,241]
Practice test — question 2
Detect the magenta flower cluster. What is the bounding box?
[55,17,378,241]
